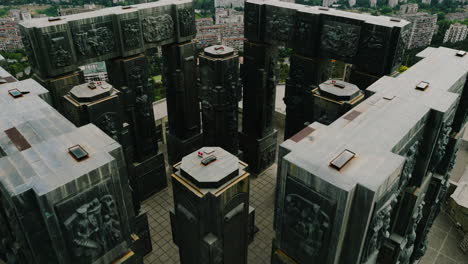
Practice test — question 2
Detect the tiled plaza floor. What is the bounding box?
[419,210,468,264]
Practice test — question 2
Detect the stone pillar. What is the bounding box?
[239,41,278,173]
[33,70,85,113]
[162,41,203,165]
[106,53,167,200]
[348,67,382,92]
[199,45,241,156]
[284,54,330,139]
[170,147,251,264]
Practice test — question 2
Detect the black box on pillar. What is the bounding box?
[170,147,253,264]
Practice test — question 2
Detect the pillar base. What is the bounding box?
[167,132,203,166]
[132,152,167,200]
[240,130,278,174]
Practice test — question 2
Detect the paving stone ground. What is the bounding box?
[419,210,468,264]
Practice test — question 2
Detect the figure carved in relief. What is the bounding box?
[142,15,174,43]
[64,195,121,263]
[74,26,115,57]
[178,8,195,37]
[123,20,141,49]
[432,120,453,166]
[136,86,151,118]
[284,194,330,257]
[398,202,424,264]
[49,36,71,68]
[266,11,293,42]
[361,28,385,50]
[98,113,119,141]
[362,195,397,263]
[400,140,421,190]
[321,21,360,58]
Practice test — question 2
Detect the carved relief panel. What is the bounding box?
[121,18,142,50]
[265,7,294,44]
[399,140,422,191]
[0,195,29,264]
[72,22,116,61]
[361,194,398,263]
[45,31,73,69]
[94,112,120,142]
[320,20,361,61]
[431,119,454,170]
[55,181,123,264]
[178,7,195,38]
[142,14,174,43]
[244,2,261,41]
[280,177,335,263]
[355,24,391,75]
[293,13,320,57]
[392,25,411,70]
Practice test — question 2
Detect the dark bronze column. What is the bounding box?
[239,41,278,173]
[162,41,203,165]
[284,54,330,139]
[199,45,241,156]
[107,54,167,200]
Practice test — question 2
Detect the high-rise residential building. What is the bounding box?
[389,0,398,8]
[444,23,468,43]
[400,3,419,14]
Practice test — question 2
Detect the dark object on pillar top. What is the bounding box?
[199,45,242,157]
[170,147,252,264]
[162,41,203,166]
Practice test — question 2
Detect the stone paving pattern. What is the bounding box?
[419,210,468,264]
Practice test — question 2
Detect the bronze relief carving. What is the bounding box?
[122,19,141,49]
[361,195,397,263]
[320,20,360,58]
[142,15,174,43]
[63,195,122,263]
[284,194,330,258]
[178,7,195,37]
[73,24,115,58]
[266,10,293,42]
[47,33,72,68]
